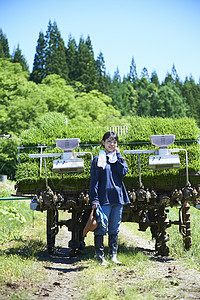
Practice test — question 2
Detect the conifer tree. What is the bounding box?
[45,21,68,82]
[171,64,182,90]
[136,77,151,116]
[12,44,29,72]
[95,51,107,93]
[128,57,138,86]
[77,35,97,91]
[150,71,160,87]
[171,64,178,82]
[31,21,69,83]
[120,78,138,116]
[109,68,122,110]
[0,29,10,58]
[85,35,97,89]
[163,72,173,85]
[112,67,121,86]
[30,31,46,83]
[66,34,78,81]
[141,67,150,81]
[151,83,188,118]
[77,36,87,79]
[182,76,200,124]
[104,74,112,96]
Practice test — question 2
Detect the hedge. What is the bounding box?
[16,117,200,194]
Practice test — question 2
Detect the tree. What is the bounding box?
[109,68,122,110]
[31,21,69,83]
[112,68,121,86]
[12,44,29,72]
[171,64,178,83]
[127,57,138,87]
[0,58,27,108]
[30,31,46,83]
[0,59,48,134]
[69,90,121,127]
[84,35,97,89]
[95,51,107,93]
[163,72,173,85]
[182,76,200,124]
[0,104,8,132]
[119,79,138,116]
[141,67,150,81]
[0,29,10,58]
[6,90,48,134]
[171,64,182,89]
[40,74,75,115]
[45,21,69,82]
[0,137,20,180]
[77,35,97,91]
[66,34,78,81]
[108,70,138,116]
[151,71,160,87]
[136,76,156,116]
[151,83,189,118]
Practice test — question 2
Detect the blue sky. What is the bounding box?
[0,0,200,83]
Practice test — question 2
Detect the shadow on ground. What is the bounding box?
[2,235,174,269]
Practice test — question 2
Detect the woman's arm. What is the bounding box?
[116,152,129,177]
[89,157,100,206]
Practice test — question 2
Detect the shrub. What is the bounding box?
[16,117,200,193]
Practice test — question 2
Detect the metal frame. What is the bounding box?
[123,148,189,186]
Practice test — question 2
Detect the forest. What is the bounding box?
[0,20,200,180]
[1,20,200,132]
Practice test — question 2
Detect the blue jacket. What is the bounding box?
[89,152,130,206]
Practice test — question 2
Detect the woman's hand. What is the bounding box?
[115,146,120,153]
[92,203,98,209]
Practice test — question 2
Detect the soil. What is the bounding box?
[33,226,81,300]
[2,183,200,298]
[32,224,200,300]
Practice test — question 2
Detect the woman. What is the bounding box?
[89,131,130,265]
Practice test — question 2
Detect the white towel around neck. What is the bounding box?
[97,150,117,169]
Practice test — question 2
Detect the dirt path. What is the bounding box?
[34,226,80,299]
[34,224,200,299]
[119,224,200,299]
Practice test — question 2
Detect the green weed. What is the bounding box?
[168,206,200,270]
[0,183,48,298]
[76,206,200,299]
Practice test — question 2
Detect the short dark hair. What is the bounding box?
[102,131,118,144]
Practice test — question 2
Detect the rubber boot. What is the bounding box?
[94,235,108,266]
[108,234,122,264]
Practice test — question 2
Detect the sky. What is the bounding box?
[0,0,200,83]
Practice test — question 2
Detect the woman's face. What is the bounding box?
[102,137,118,154]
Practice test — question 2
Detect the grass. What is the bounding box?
[116,206,200,271]
[0,213,48,294]
[77,232,174,299]
[75,205,200,299]
[1,181,200,299]
[0,181,49,299]
[167,206,200,270]
[0,222,48,299]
